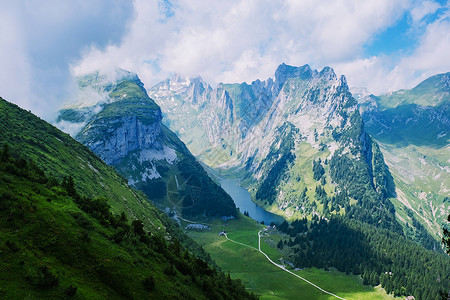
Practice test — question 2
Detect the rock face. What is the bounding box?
[149,63,402,233]
[55,70,237,218]
[80,113,163,165]
[149,64,355,168]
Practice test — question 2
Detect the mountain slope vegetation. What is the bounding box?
[275,216,450,299]
[0,97,255,299]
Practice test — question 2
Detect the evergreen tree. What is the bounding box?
[443,214,450,254]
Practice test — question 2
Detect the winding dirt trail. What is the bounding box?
[224,231,346,300]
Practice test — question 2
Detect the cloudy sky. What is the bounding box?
[1,0,450,119]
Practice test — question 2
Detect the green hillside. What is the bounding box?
[360,73,450,242]
[377,72,450,108]
[0,98,162,230]
[0,97,255,299]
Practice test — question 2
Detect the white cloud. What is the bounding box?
[0,0,133,119]
[72,0,413,89]
[399,10,450,78]
[337,4,450,94]
[0,6,32,109]
[410,0,441,24]
[2,0,450,116]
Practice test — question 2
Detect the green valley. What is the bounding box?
[186,216,401,300]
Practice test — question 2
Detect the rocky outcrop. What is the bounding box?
[149,64,358,169]
[79,113,163,165]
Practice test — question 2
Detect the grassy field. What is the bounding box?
[187,216,399,300]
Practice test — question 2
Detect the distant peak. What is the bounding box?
[275,63,314,89]
[414,71,450,92]
[77,68,139,88]
[275,63,312,78]
[319,66,337,81]
[170,74,205,86]
[170,73,186,83]
[437,72,450,88]
[189,76,206,86]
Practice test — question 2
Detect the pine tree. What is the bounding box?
[443,214,450,254]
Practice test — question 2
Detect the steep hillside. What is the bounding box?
[149,64,403,234]
[56,71,236,219]
[0,97,162,230]
[0,97,255,299]
[358,73,450,241]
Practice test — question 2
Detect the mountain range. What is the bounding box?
[148,63,449,247]
[33,63,450,299]
[357,72,450,242]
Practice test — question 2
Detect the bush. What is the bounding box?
[143,276,155,291]
[28,266,59,289]
[64,285,77,296]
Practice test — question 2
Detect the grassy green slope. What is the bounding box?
[361,73,450,241]
[378,142,450,241]
[0,146,254,299]
[0,98,163,231]
[377,72,450,108]
[187,217,398,300]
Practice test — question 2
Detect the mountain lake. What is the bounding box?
[220,178,285,225]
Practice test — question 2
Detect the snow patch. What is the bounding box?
[138,146,177,164]
[128,177,137,186]
[327,142,338,158]
[419,157,427,165]
[418,192,427,200]
[141,165,160,180]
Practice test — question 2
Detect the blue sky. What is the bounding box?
[365,1,447,56]
[1,0,450,118]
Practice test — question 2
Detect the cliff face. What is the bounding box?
[79,112,163,165]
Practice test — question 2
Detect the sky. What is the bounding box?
[1,0,450,119]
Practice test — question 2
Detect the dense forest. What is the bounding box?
[276,217,450,299]
[0,143,256,299]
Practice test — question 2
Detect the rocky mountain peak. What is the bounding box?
[437,72,450,89]
[318,66,337,81]
[275,63,314,89]
[56,70,238,218]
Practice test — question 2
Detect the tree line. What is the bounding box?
[276,217,450,299]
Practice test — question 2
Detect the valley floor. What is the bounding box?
[186,216,400,300]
